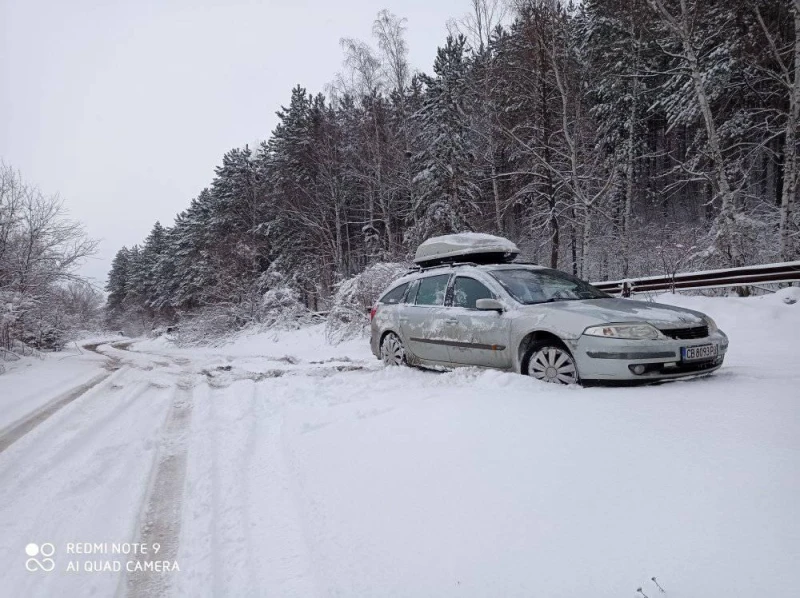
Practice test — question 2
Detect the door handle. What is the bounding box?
[399,317,409,323]
[444,318,459,324]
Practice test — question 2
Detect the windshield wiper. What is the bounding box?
[528,296,607,304]
[533,297,581,304]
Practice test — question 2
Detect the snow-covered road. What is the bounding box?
[1,292,799,597]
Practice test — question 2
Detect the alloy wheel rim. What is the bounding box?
[528,347,577,384]
[381,335,405,366]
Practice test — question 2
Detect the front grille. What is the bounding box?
[659,325,709,340]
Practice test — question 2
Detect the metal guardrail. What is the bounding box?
[591,261,800,297]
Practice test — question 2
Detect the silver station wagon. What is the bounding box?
[370,234,728,384]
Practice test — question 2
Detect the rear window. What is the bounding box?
[379,282,410,305]
[415,274,450,306]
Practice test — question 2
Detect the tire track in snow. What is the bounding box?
[123,380,193,598]
[207,381,260,595]
[250,378,321,595]
[0,373,155,502]
[0,376,175,598]
[0,371,114,454]
[171,378,322,596]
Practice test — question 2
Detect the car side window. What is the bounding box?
[379,282,410,305]
[452,276,493,309]
[415,274,450,306]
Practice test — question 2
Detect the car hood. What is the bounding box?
[518,298,707,329]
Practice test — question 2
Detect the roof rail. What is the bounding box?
[409,260,539,274]
[416,261,481,272]
[510,260,540,266]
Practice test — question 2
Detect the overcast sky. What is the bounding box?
[1,0,468,285]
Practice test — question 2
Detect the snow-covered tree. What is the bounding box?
[0,164,97,351]
[106,3,800,335]
[408,35,482,245]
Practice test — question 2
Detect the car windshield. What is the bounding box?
[489,268,609,305]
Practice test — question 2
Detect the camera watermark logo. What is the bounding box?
[25,543,55,572]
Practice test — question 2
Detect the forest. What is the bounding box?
[104,0,800,335]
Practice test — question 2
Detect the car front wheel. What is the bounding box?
[525,342,579,385]
[380,332,407,366]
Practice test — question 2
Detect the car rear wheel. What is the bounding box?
[380,332,407,366]
[525,342,579,385]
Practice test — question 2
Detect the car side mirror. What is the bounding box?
[475,298,504,312]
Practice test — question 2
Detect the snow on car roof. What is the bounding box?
[413,233,520,265]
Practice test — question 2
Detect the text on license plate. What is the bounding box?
[681,344,717,361]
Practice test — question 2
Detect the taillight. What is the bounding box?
[369,304,378,321]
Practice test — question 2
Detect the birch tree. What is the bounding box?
[647,0,744,266]
[751,0,800,260]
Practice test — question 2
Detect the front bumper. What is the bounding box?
[573,330,729,382]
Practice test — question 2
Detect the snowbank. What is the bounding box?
[133,323,373,364]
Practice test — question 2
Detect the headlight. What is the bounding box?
[703,315,718,333]
[583,323,664,340]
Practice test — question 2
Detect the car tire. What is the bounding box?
[380,332,407,366]
[524,340,579,385]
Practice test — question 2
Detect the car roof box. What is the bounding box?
[414,233,519,266]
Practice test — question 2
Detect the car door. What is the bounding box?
[443,275,512,369]
[400,273,453,364]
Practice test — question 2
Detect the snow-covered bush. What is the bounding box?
[172,306,238,346]
[325,262,410,344]
[0,282,103,356]
[260,286,316,328]
[174,283,318,346]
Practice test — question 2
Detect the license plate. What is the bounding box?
[681,344,717,362]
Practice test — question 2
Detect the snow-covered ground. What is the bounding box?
[0,342,111,431]
[1,291,798,597]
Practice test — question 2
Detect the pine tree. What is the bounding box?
[584,0,656,275]
[409,35,482,244]
[105,246,132,327]
[166,190,217,309]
